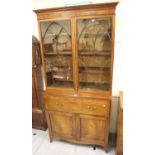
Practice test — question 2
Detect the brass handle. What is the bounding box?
[87,106,96,110]
[87,106,91,109]
[93,106,96,110]
[56,102,63,107]
[56,103,60,106]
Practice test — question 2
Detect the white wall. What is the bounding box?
[32,0,118,10]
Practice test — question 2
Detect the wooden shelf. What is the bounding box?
[84,31,111,35]
[51,69,73,73]
[45,51,72,56]
[48,81,73,88]
[47,77,109,85]
[44,34,71,37]
[52,70,73,73]
[79,66,110,71]
[79,81,109,90]
[80,69,110,74]
[44,50,111,56]
[46,67,110,74]
[79,80,109,84]
[46,66,73,73]
[79,50,111,56]
[53,79,73,82]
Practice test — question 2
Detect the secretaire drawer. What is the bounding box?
[44,95,110,117]
[44,95,79,112]
[79,99,110,117]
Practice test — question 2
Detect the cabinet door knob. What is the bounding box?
[103,104,106,107]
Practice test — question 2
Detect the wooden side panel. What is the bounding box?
[116,91,123,155]
[119,111,123,136]
[48,111,74,138]
[116,136,123,155]
[116,110,123,155]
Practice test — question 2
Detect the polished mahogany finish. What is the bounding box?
[34,2,118,152]
[116,91,123,155]
[32,36,47,130]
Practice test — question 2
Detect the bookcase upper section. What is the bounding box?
[34,2,118,98]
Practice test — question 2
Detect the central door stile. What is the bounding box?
[71,18,79,94]
[74,113,80,140]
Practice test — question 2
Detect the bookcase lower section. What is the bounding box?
[44,95,111,153]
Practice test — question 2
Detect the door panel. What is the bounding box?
[49,111,74,138]
[79,114,106,142]
[40,20,73,88]
[77,17,112,91]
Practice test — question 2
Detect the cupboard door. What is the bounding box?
[79,114,107,142]
[48,111,74,139]
[77,18,112,90]
[40,20,73,88]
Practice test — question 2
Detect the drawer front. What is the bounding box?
[44,96,80,112]
[44,95,110,117]
[79,99,110,117]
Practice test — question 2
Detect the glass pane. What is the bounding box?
[41,20,73,88]
[77,18,112,90]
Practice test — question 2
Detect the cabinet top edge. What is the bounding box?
[33,2,118,14]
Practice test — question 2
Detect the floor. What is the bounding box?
[32,129,116,155]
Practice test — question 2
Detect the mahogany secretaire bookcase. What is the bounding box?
[34,2,118,152]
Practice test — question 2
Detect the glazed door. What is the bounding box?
[48,111,74,139]
[79,114,107,142]
[40,20,74,88]
[77,17,112,91]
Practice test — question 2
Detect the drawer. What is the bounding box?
[44,95,110,117]
[44,95,80,112]
[79,99,110,117]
